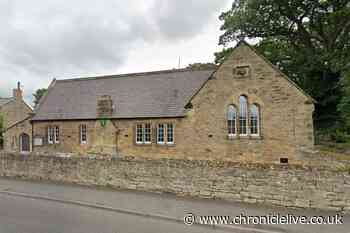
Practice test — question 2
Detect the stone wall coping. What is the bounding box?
[0,152,347,174]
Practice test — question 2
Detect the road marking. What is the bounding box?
[0,190,285,233]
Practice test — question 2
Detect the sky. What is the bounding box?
[0,0,233,106]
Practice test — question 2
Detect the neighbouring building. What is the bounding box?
[31,41,315,164]
[0,82,33,152]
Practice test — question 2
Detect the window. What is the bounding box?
[80,124,87,144]
[136,123,152,144]
[136,124,143,144]
[239,96,248,136]
[48,126,59,144]
[135,123,174,145]
[48,126,54,144]
[157,124,165,144]
[250,104,260,136]
[167,123,174,144]
[144,123,151,144]
[227,105,237,136]
[55,126,60,144]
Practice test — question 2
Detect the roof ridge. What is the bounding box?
[57,68,215,83]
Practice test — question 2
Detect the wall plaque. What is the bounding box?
[233,65,251,79]
[34,137,43,146]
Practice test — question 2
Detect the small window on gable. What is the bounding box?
[250,104,260,136]
[227,105,237,136]
[239,96,248,136]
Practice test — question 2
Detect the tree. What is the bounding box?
[33,88,48,108]
[216,0,350,133]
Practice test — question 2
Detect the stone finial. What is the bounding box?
[97,95,114,118]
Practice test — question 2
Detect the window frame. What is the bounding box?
[227,105,237,137]
[80,124,88,144]
[135,124,144,144]
[157,124,165,145]
[54,126,60,144]
[249,104,260,137]
[47,125,60,144]
[166,123,174,144]
[144,123,152,144]
[48,126,54,144]
[239,96,248,136]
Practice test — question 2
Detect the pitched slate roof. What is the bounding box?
[32,69,215,121]
[0,98,13,107]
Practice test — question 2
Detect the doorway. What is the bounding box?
[19,133,30,152]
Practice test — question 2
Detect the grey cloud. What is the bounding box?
[0,0,229,104]
[151,0,227,40]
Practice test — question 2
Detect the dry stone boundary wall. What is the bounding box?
[0,153,349,212]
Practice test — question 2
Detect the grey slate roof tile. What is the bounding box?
[32,69,215,120]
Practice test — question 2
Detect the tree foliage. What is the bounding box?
[216,0,350,135]
[33,88,48,108]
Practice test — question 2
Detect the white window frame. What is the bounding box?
[136,124,144,144]
[250,104,260,137]
[166,123,174,144]
[157,124,165,144]
[54,126,60,144]
[239,96,248,136]
[48,126,54,144]
[227,105,237,137]
[144,123,152,144]
[80,124,87,144]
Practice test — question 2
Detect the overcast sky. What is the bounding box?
[0,0,233,105]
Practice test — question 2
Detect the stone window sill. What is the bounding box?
[135,142,153,147]
[227,135,263,140]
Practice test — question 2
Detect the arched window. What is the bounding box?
[250,104,260,136]
[227,105,237,136]
[239,96,248,135]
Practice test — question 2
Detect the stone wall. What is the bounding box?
[0,152,349,212]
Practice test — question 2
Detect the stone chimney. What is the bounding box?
[13,81,23,100]
[97,95,114,118]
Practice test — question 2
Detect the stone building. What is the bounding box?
[0,82,33,152]
[31,41,315,164]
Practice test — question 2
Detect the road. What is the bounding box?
[0,178,348,233]
[0,193,235,233]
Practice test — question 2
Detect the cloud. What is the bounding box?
[152,0,226,40]
[0,0,230,105]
